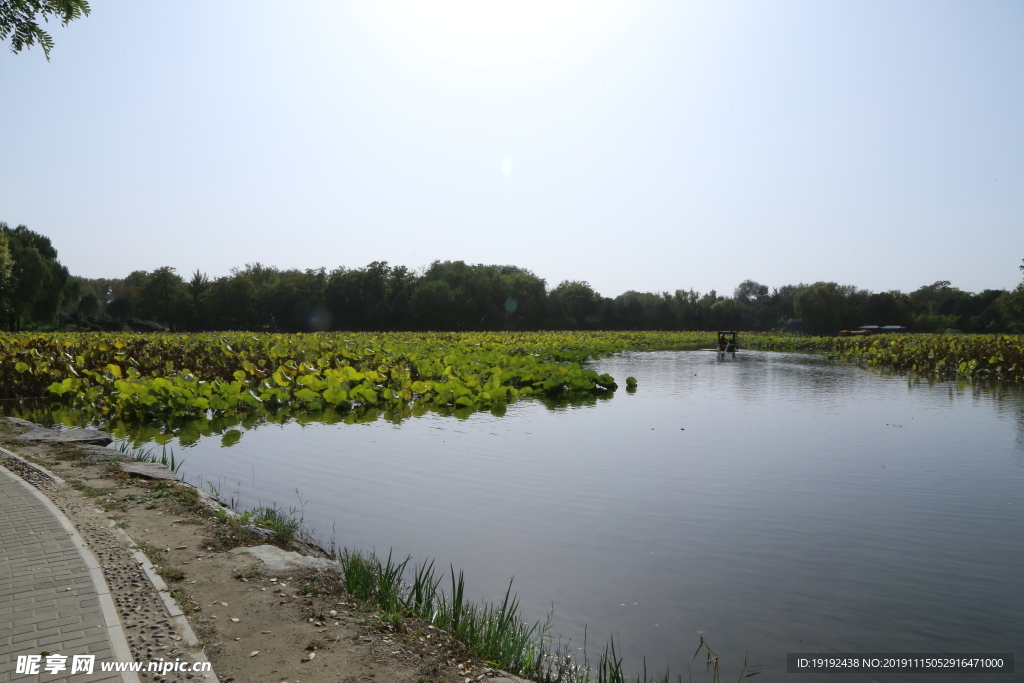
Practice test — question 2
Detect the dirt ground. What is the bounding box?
[0,419,527,683]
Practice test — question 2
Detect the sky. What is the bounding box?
[2,0,1022,298]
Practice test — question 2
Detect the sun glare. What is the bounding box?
[350,0,647,95]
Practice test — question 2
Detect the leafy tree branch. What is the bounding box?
[0,0,90,60]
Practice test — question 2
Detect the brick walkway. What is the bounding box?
[0,466,133,683]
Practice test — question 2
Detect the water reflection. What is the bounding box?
[3,350,1024,681]
[3,389,615,448]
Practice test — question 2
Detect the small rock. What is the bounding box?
[15,426,113,445]
[120,461,178,480]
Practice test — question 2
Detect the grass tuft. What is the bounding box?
[67,479,114,497]
[114,441,184,475]
[158,566,186,582]
[134,540,165,562]
[234,563,263,580]
[249,505,300,546]
[168,586,201,614]
[327,548,759,683]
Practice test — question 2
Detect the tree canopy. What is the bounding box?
[794,282,847,335]
[6,224,1024,334]
[0,222,73,329]
[1,0,90,60]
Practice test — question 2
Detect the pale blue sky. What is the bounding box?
[2,0,1022,297]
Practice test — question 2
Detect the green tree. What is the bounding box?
[489,266,547,330]
[0,223,71,330]
[325,261,394,329]
[201,275,259,330]
[734,279,769,304]
[105,296,134,325]
[709,298,745,330]
[267,268,327,331]
[0,232,13,321]
[613,291,652,329]
[549,280,602,329]
[187,270,211,328]
[670,289,706,330]
[76,291,100,319]
[857,291,911,327]
[409,261,497,330]
[999,260,1024,332]
[409,279,458,329]
[383,265,417,328]
[908,280,954,314]
[794,282,847,335]
[611,290,683,330]
[1002,289,1024,332]
[1,0,90,60]
[236,262,280,327]
[137,266,190,330]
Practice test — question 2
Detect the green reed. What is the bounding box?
[114,440,184,475]
[329,547,759,683]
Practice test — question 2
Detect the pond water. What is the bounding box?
[14,350,1024,681]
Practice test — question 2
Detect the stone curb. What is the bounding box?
[110,528,216,679]
[0,444,66,484]
[1,434,217,682]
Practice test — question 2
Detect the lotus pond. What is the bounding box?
[4,337,1024,681]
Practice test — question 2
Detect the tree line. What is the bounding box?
[3,223,1024,335]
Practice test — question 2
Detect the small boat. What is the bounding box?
[705,330,738,357]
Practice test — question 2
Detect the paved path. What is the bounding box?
[0,465,134,683]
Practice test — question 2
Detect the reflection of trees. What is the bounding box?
[730,352,853,407]
[956,380,1024,467]
[1014,401,1024,467]
[7,389,616,449]
[961,381,1024,466]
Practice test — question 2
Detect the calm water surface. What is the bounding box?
[32,350,1024,680]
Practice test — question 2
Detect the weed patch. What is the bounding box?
[134,540,166,563]
[168,586,200,614]
[158,566,186,582]
[67,479,114,498]
[233,563,263,580]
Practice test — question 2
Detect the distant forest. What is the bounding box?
[3,223,1024,335]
